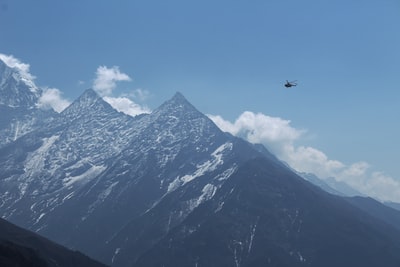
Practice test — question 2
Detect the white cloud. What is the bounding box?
[283,145,345,179]
[92,65,150,117]
[103,96,150,117]
[93,65,131,96]
[209,111,400,202]
[333,163,400,202]
[209,111,305,162]
[340,161,370,179]
[131,88,151,102]
[37,88,71,113]
[208,112,303,151]
[209,112,344,179]
[364,172,400,202]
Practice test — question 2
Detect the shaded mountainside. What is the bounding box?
[134,157,400,267]
[346,196,400,232]
[0,217,107,267]
[2,57,400,266]
[385,201,400,212]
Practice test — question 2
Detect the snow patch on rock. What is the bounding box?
[168,142,233,192]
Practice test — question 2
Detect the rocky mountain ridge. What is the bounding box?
[2,57,400,266]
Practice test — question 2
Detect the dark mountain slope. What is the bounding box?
[135,157,400,267]
[385,201,400,212]
[346,196,400,232]
[0,217,108,267]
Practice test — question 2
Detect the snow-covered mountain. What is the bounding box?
[0,86,254,265]
[0,58,40,108]
[0,59,56,148]
[2,61,400,267]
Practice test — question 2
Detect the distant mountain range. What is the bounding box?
[2,57,400,267]
[298,172,364,197]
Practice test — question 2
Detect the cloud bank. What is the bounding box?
[37,87,71,113]
[209,112,400,202]
[92,66,150,116]
[93,66,131,96]
[209,112,303,151]
[103,96,150,117]
[130,88,151,102]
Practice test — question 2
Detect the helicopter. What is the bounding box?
[284,80,297,88]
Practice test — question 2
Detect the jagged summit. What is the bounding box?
[0,58,40,108]
[65,88,102,108]
[170,91,187,102]
[157,91,194,110]
[145,91,223,148]
[80,88,101,99]
[60,88,117,120]
[152,91,205,122]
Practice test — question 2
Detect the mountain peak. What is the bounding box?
[144,92,224,153]
[64,88,101,109]
[171,91,186,101]
[154,92,199,118]
[0,58,41,108]
[60,88,116,119]
[79,88,102,101]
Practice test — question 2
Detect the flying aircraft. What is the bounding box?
[284,80,297,88]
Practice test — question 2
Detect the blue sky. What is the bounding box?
[1,0,399,201]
